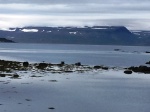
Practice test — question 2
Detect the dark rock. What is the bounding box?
[49,80,57,82]
[30,75,42,77]
[128,65,150,74]
[94,66,101,69]
[60,61,65,65]
[75,62,81,66]
[124,70,132,74]
[145,51,150,53]
[114,49,120,51]
[57,61,65,67]
[146,61,150,64]
[0,74,6,77]
[13,74,19,78]
[101,67,109,70]
[23,62,29,67]
[64,71,74,73]
[0,60,22,72]
[48,107,55,110]
[37,63,48,69]
[25,99,32,101]
[94,66,109,70]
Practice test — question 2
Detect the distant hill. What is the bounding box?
[0,37,14,43]
[131,30,150,46]
[0,26,149,45]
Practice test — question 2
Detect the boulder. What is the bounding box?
[124,70,132,74]
[94,66,101,69]
[60,61,65,65]
[23,61,29,67]
[75,62,81,66]
[0,74,6,77]
[146,61,150,64]
[94,65,109,70]
[37,63,48,69]
[145,51,150,53]
[13,74,19,78]
[128,66,150,74]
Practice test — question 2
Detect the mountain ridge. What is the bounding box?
[0,26,149,45]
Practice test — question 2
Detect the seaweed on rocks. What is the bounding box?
[0,59,110,75]
[23,62,29,67]
[0,60,21,72]
[128,66,150,74]
[75,62,81,66]
[94,65,109,70]
[37,63,48,69]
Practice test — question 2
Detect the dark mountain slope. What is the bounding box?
[131,30,150,46]
[0,37,15,43]
[0,26,138,45]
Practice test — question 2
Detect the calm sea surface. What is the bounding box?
[0,43,150,67]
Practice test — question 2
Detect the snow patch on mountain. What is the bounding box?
[21,29,38,32]
[69,32,77,35]
[0,28,16,32]
[91,28,108,30]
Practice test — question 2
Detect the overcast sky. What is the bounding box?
[0,0,150,30]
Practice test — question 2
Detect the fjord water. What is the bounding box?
[1,43,150,112]
[0,43,150,67]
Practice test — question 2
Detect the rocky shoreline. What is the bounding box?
[0,59,150,78]
[0,60,110,77]
[1,59,150,112]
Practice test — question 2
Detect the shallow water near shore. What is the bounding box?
[0,43,150,67]
[0,43,150,112]
[0,70,150,112]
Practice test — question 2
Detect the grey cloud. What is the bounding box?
[0,3,150,15]
[0,0,150,30]
[0,0,150,4]
[0,0,101,4]
[1,13,150,30]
